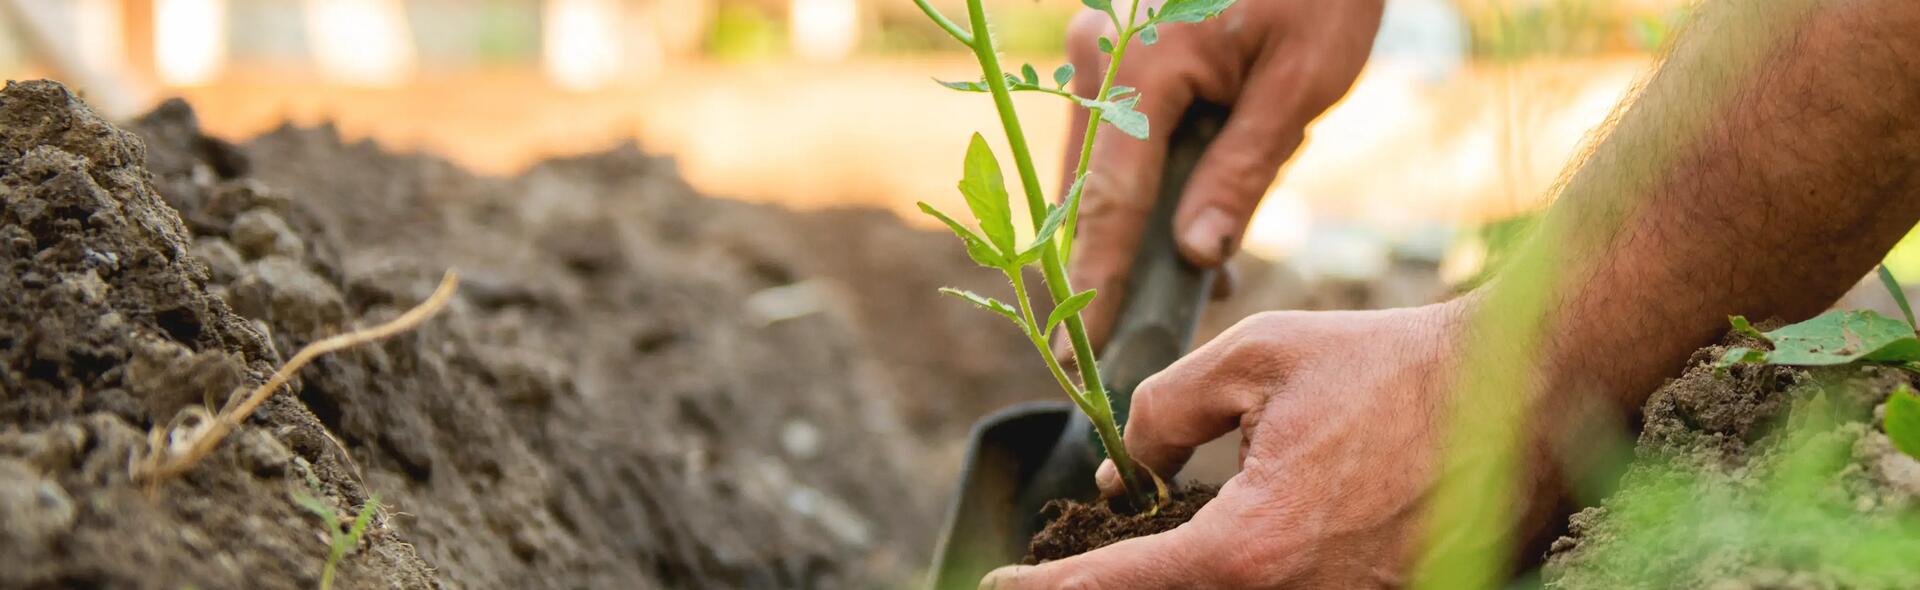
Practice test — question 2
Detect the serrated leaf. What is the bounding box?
[1014,179,1084,265]
[1139,24,1159,45]
[935,77,990,92]
[1760,310,1920,366]
[1155,0,1236,23]
[344,495,379,551]
[1885,384,1920,459]
[1075,95,1149,140]
[1879,264,1916,330]
[1053,64,1075,88]
[1021,64,1040,86]
[1046,290,1098,335]
[918,202,1005,268]
[1097,37,1114,54]
[958,134,1017,254]
[940,287,1021,323]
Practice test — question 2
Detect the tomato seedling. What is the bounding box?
[910,0,1233,510]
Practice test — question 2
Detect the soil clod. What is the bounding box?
[1024,484,1218,564]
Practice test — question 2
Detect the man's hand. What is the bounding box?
[985,302,1469,589]
[1062,0,1384,349]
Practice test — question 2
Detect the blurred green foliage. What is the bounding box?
[708,3,786,61]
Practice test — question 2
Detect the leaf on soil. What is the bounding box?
[1046,290,1098,335]
[958,134,1017,253]
[1154,0,1237,23]
[1878,264,1916,330]
[940,287,1021,323]
[1884,384,1920,460]
[1714,346,1767,370]
[918,202,1006,268]
[1728,315,1765,340]
[1764,310,1920,365]
[1053,64,1075,88]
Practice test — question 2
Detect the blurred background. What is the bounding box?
[0,0,1702,291]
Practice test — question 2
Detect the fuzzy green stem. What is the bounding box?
[962,0,1155,508]
[912,0,973,46]
[1010,270,1086,406]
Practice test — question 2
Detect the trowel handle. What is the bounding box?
[1096,101,1229,426]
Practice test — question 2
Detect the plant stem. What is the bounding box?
[1009,270,1086,407]
[963,0,1155,508]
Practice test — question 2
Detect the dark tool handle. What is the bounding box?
[1012,102,1229,526]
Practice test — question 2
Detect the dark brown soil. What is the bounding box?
[1023,484,1218,564]
[0,79,1056,589]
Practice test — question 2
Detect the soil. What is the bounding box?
[1543,323,1920,588]
[1023,484,1219,564]
[0,79,1066,589]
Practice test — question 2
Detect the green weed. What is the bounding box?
[294,492,380,590]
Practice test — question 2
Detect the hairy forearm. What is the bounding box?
[1514,0,1920,413]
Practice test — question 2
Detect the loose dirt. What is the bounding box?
[1022,484,1218,564]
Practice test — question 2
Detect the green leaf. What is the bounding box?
[343,495,379,552]
[1097,37,1114,54]
[1885,384,1920,460]
[1014,178,1085,265]
[1138,24,1159,45]
[1046,290,1098,335]
[1053,64,1075,88]
[918,202,1005,268]
[1059,174,1086,262]
[1760,310,1920,366]
[1075,95,1149,140]
[1714,346,1767,369]
[934,77,990,92]
[1021,64,1040,86]
[1728,315,1765,340]
[958,134,1017,253]
[940,287,1021,324]
[1879,264,1916,330]
[1106,85,1138,100]
[1080,0,1111,14]
[1155,0,1236,23]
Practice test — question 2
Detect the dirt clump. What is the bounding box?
[1022,484,1218,564]
[1544,324,1920,588]
[0,80,436,589]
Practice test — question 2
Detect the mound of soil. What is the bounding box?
[1544,326,1920,588]
[1023,484,1218,564]
[0,79,1070,589]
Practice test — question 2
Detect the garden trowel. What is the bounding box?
[928,102,1228,590]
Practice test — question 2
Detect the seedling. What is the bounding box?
[1718,264,1920,459]
[910,0,1233,510]
[294,491,380,590]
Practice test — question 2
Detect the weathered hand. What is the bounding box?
[1061,0,1384,350]
[985,302,1467,589]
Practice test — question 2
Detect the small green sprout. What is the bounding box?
[294,492,380,590]
[911,0,1234,510]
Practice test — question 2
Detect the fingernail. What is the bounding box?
[1182,207,1236,265]
[1094,460,1120,496]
